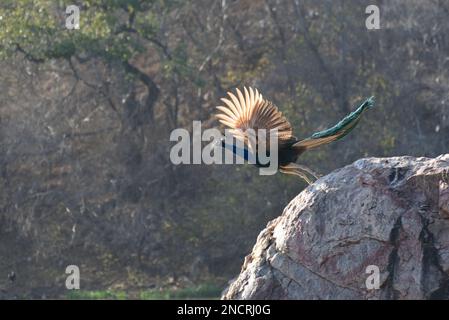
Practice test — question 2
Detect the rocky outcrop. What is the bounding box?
[222,154,449,300]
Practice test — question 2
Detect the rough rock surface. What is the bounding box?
[222,154,449,299]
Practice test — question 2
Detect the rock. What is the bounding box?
[222,154,449,300]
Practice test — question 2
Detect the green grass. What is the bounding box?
[65,283,223,300]
[140,283,222,300]
[67,290,127,300]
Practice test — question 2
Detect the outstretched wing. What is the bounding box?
[293,96,375,150]
[216,87,294,150]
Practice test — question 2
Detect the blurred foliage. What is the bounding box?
[139,283,222,300]
[65,283,221,299]
[67,290,128,300]
[0,0,448,298]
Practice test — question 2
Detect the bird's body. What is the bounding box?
[216,87,374,183]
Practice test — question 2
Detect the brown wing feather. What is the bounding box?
[216,87,294,149]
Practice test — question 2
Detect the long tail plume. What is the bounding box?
[293,96,375,150]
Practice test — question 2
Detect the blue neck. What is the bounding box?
[222,142,251,161]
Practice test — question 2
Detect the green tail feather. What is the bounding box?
[309,96,375,140]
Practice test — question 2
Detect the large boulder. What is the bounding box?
[222,154,449,299]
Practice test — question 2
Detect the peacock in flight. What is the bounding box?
[216,87,374,184]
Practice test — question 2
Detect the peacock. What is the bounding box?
[216,87,374,183]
